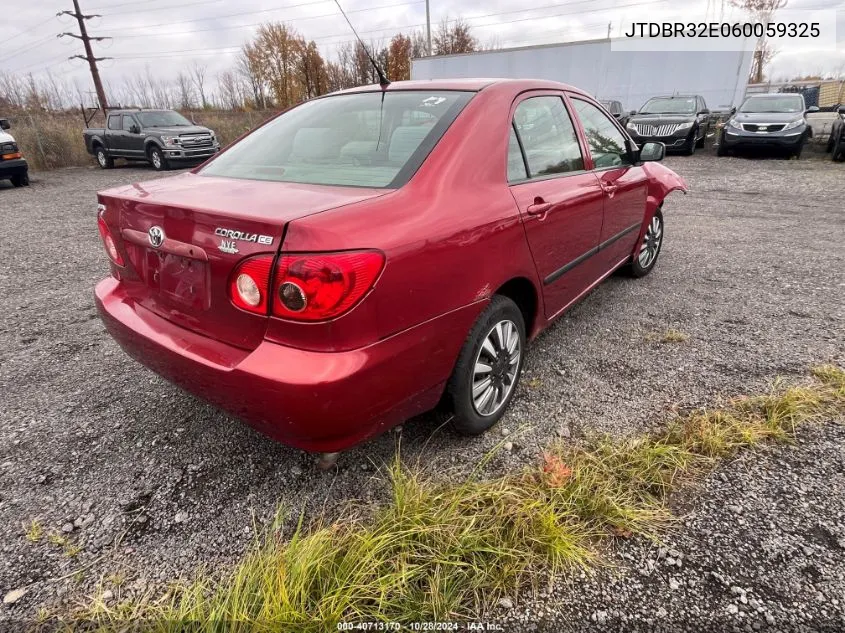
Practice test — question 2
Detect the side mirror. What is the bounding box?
[130,124,140,134]
[0,118,10,130]
[639,142,665,163]
[700,108,710,115]
[730,106,737,115]
[629,110,637,116]
[838,105,845,115]
[806,105,819,114]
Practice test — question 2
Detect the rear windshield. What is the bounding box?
[199,90,473,188]
[739,95,804,113]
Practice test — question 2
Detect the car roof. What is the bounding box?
[746,93,802,98]
[336,78,591,98]
[108,109,172,114]
[647,95,701,99]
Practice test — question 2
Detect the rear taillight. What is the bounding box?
[229,255,274,314]
[97,207,124,266]
[272,250,384,321]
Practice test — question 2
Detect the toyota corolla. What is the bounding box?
[95,79,686,457]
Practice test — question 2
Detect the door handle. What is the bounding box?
[526,201,552,216]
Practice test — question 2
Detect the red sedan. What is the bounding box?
[95,79,686,455]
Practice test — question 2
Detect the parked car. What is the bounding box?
[825,105,845,162]
[626,95,711,155]
[717,93,819,158]
[0,117,29,187]
[94,79,686,457]
[84,109,220,171]
[600,99,629,127]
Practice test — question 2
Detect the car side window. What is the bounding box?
[512,96,584,179]
[107,115,121,131]
[122,116,136,132]
[507,125,528,181]
[571,98,631,169]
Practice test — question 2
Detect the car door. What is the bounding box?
[698,97,710,139]
[508,93,605,319]
[120,114,144,158]
[568,95,649,269]
[105,114,122,153]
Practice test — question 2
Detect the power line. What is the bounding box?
[113,0,425,39]
[3,16,56,46]
[58,0,111,109]
[0,34,56,65]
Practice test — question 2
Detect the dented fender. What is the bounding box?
[642,162,688,213]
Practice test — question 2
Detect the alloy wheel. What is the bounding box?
[638,214,663,269]
[97,151,106,167]
[152,151,162,169]
[471,319,521,417]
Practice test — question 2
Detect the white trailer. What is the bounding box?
[411,38,755,112]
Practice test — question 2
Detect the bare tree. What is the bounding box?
[176,72,195,109]
[191,62,209,109]
[432,17,478,56]
[730,0,787,82]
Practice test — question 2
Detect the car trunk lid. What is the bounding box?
[99,173,388,350]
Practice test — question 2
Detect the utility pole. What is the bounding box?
[58,0,111,110]
[425,0,432,55]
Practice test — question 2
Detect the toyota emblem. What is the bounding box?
[148,225,165,248]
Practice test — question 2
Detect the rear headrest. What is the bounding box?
[388,126,430,163]
[290,127,339,159]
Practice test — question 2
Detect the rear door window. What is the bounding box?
[107,115,121,130]
[511,96,584,179]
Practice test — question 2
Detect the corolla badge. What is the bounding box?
[148,225,165,248]
[214,227,273,245]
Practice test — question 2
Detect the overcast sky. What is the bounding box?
[2,0,843,102]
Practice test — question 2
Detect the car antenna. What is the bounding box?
[333,0,390,89]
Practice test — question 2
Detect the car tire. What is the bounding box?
[11,173,29,187]
[95,146,114,169]
[716,132,730,157]
[791,135,806,159]
[149,146,168,171]
[445,295,526,436]
[826,134,835,152]
[833,136,845,162]
[682,131,696,155]
[627,209,664,278]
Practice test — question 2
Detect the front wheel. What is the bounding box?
[628,209,664,278]
[149,146,168,171]
[833,136,845,162]
[445,295,526,436]
[682,131,696,155]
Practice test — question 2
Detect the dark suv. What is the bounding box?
[717,93,818,158]
[825,105,845,162]
[83,109,220,171]
[626,95,710,155]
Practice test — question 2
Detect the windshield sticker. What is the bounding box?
[421,96,447,107]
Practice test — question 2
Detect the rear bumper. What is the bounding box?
[95,277,480,452]
[0,158,28,178]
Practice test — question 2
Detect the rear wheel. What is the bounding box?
[149,146,168,171]
[628,209,664,278]
[95,146,114,169]
[445,295,526,436]
[11,173,29,187]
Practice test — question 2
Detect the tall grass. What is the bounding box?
[63,366,845,632]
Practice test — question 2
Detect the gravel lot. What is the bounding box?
[1,152,843,630]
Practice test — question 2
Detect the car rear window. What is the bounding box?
[200,91,474,188]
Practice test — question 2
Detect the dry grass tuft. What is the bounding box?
[60,366,844,631]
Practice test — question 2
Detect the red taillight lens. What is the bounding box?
[97,211,124,266]
[229,255,274,314]
[272,250,384,321]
